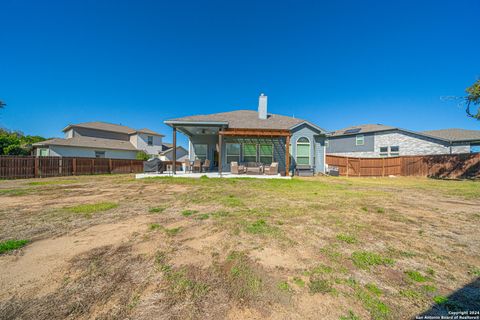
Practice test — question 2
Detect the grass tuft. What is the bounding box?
[66,202,118,217]
[433,295,448,304]
[293,277,305,287]
[336,233,357,244]
[339,310,361,320]
[351,251,394,270]
[181,210,198,217]
[0,239,29,254]
[149,206,166,214]
[309,278,333,294]
[405,270,429,282]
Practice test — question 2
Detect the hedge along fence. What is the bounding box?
[326,153,480,179]
[0,156,144,179]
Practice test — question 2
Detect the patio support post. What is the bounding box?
[285,134,290,176]
[172,127,177,175]
[218,131,223,176]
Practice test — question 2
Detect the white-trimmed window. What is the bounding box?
[243,143,257,162]
[356,134,365,146]
[379,147,388,157]
[259,144,273,164]
[39,148,49,157]
[226,143,241,164]
[147,135,153,146]
[194,144,207,161]
[296,137,310,165]
[390,146,400,156]
[95,151,105,158]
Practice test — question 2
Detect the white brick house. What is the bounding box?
[326,124,480,158]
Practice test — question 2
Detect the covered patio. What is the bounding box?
[166,121,292,177]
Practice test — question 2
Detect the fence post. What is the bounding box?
[91,159,94,174]
[346,157,349,177]
[72,158,77,175]
[34,157,39,178]
[109,158,113,174]
[130,160,133,173]
[382,158,385,177]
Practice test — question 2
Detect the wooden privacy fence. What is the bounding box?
[326,153,480,179]
[0,156,144,179]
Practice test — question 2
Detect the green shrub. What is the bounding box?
[136,151,150,161]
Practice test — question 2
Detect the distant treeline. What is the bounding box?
[0,128,46,155]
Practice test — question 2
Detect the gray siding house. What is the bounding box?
[33,121,179,160]
[164,94,327,175]
[327,124,480,157]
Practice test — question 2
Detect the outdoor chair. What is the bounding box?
[230,161,245,174]
[202,159,211,172]
[183,159,192,173]
[192,159,202,173]
[264,162,279,175]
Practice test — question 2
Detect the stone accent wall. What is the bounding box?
[328,130,471,157]
[374,131,451,156]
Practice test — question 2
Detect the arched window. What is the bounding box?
[296,137,310,165]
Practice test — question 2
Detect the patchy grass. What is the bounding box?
[336,233,357,244]
[433,295,449,304]
[149,206,166,214]
[293,277,305,287]
[181,210,198,217]
[149,223,162,230]
[27,180,77,186]
[0,189,30,196]
[0,239,29,254]
[244,219,278,235]
[0,174,479,319]
[66,202,118,217]
[308,278,333,294]
[405,270,429,283]
[339,310,361,320]
[351,251,394,270]
[196,213,210,220]
[224,251,263,301]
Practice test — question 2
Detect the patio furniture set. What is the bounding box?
[231,161,279,175]
[183,159,211,173]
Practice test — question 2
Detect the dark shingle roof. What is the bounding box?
[32,136,138,151]
[421,129,480,142]
[166,110,309,130]
[329,124,396,137]
[63,121,163,136]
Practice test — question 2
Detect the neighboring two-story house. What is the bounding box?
[326,124,480,158]
[33,121,176,159]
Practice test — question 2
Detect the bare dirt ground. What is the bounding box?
[0,174,479,319]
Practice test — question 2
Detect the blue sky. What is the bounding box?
[1,0,479,146]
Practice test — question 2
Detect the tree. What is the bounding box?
[465,79,480,119]
[0,128,46,155]
[136,151,150,161]
[0,100,6,109]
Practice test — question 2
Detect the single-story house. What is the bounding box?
[32,121,180,160]
[326,124,480,158]
[164,94,327,175]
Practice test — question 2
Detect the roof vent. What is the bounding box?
[258,93,267,120]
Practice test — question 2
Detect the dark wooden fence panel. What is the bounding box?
[326,153,480,179]
[0,156,144,179]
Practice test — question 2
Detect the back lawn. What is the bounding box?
[0,174,479,319]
